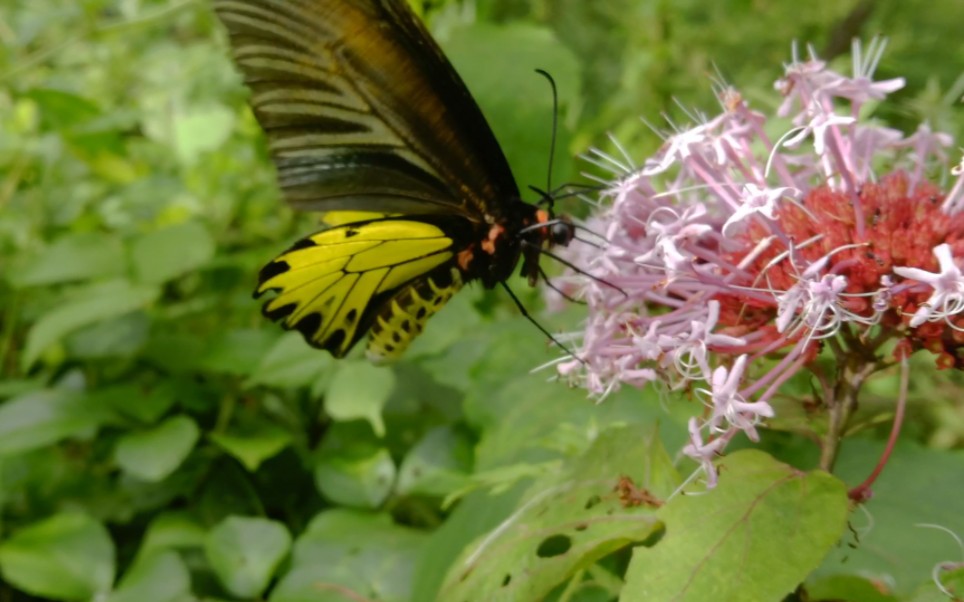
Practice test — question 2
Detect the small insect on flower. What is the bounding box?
[561,39,964,492]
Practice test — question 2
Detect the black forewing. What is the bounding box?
[213,0,521,220]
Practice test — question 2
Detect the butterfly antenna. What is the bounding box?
[499,281,584,363]
[573,234,604,250]
[528,183,603,205]
[535,68,559,209]
[521,240,628,298]
[572,223,608,244]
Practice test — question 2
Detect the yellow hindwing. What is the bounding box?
[257,220,455,357]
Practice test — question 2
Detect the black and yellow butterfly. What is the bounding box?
[214,0,573,362]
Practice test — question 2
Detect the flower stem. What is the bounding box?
[820,355,876,471]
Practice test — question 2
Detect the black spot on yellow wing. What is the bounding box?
[366,267,463,363]
[292,312,321,341]
[289,237,318,251]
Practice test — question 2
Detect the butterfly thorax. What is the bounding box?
[457,200,565,288]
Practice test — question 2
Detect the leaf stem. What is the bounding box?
[847,352,909,501]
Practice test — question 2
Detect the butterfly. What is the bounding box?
[213,0,574,362]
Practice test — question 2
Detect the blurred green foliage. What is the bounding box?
[1,0,963,601]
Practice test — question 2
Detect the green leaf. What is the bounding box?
[806,575,898,602]
[325,361,394,436]
[205,516,291,599]
[439,427,674,601]
[622,449,849,602]
[25,88,101,131]
[0,389,116,457]
[197,328,278,376]
[98,382,178,425]
[210,422,293,472]
[270,509,425,602]
[0,513,115,601]
[140,512,207,555]
[130,220,215,285]
[314,436,396,509]
[467,365,670,471]
[22,279,159,369]
[65,311,150,359]
[114,415,200,481]
[142,332,206,374]
[11,232,125,288]
[107,551,192,602]
[412,483,529,602]
[245,331,332,389]
[396,426,473,497]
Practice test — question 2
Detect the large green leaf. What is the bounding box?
[622,450,849,602]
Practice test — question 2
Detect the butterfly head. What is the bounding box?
[544,211,576,247]
[519,208,575,285]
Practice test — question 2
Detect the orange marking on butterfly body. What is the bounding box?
[481,224,506,254]
[457,248,475,271]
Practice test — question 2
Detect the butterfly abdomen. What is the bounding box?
[366,266,463,363]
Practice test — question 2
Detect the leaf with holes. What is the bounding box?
[437,426,675,601]
[622,449,848,602]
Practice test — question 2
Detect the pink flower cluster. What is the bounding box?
[559,40,964,486]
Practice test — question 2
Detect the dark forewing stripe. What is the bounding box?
[251,86,367,114]
[263,110,395,146]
